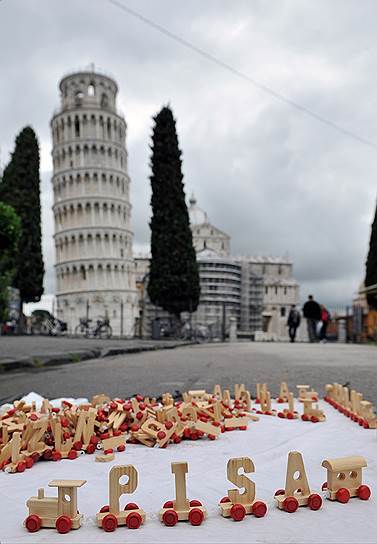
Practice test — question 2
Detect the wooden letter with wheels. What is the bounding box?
[159,462,207,527]
[219,457,267,521]
[274,451,322,513]
[96,465,145,532]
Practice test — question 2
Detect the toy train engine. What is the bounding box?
[25,480,86,533]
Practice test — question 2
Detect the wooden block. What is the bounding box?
[224,417,248,429]
[96,453,115,462]
[102,435,126,451]
[194,420,221,437]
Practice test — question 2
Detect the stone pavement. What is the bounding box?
[0,335,190,371]
[0,341,375,405]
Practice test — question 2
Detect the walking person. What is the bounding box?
[302,295,321,342]
[287,304,301,343]
[319,305,331,343]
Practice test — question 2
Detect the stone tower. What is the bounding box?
[51,70,138,335]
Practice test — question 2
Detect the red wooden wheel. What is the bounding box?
[25,457,34,468]
[220,496,231,503]
[86,443,95,454]
[162,509,178,527]
[189,507,204,526]
[308,493,322,510]
[321,482,328,491]
[336,488,350,503]
[56,515,72,534]
[25,514,41,533]
[252,500,267,517]
[190,499,202,507]
[100,505,109,513]
[286,412,294,419]
[52,451,62,461]
[277,412,285,419]
[274,489,285,496]
[230,503,246,521]
[301,414,309,421]
[17,461,26,472]
[283,496,299,513]
[68,449,77,460]
[163,500,174,508]
[43,449,52,460]
[102,513,118,532]
[126,511,142,529]
[125,502,139,510]
[358,485,371,500]
[311,416,319,423]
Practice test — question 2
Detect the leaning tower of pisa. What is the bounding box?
[51,70,138,335]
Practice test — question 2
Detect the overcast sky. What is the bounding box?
[1,0,377,307]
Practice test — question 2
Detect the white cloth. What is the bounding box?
[0,398,375,543]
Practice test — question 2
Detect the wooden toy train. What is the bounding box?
[24,453,372,533]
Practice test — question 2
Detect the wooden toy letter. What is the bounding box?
[73,408,96,444]
[227,457,255,504]
[172,462,190,511]
[109,465,138,514]
[28,419,48,452]
[285,452,310,496]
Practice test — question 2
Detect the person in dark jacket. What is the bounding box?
[287,304,301,343]
[302,295,321,342]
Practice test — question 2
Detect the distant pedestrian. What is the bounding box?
[303,295,321,342]
[319,305,331,343]
[287,304,301,343]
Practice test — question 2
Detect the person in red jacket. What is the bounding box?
[320,305,331,343]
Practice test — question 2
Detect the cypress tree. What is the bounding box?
[148,106,200,324]
[0,126,44,307]
[365,200,377,309]
[0,202,21,322]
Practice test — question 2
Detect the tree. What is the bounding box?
[147,106,200,326]
[0,202,21,322]
[365,200,377,309]
[0,126,44,307]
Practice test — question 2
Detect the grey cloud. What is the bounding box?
[1,0,376,307]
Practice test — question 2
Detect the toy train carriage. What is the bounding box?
[25,480,86,533]
[322,456,371,503]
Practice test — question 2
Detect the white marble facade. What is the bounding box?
[51,71,138,335]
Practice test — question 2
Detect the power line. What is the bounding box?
[105,0,377,151]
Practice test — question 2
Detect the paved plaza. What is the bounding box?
[0,341,375,404]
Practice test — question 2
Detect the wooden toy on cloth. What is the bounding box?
[24,479,86,533]
[301,399,326,423]
[274,452,322,513]
[321,456,371,503]
[277,392,298,420]
[325,383,377,429]
[255,384,276,416]
[277,382,290,403]
[219,457,267,521]
[296,385,318,403]
[97,465,146,531]
[159,462,207,527]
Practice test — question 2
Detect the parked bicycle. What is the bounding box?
[75,317,112,338]
[181,321,212,343]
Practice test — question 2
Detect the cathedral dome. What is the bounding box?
[188,194,208,225]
